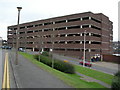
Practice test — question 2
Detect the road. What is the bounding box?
[27,51,118,75]
[0,49,2,89]
[52,53,118,75]
[0,49,7,89]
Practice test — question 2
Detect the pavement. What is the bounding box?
[76,72,111,88]
[8,50,71,88]
[93,62,119,71]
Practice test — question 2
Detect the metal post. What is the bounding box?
[15,7,22,65]
[83,30,86,67]
[51,33,54,68]
[38,35,41,62]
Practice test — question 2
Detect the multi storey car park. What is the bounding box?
[7,12,113,59]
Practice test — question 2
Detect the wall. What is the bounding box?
[103,54,120,64]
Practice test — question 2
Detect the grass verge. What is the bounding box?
[74,65,113,85]
[19,52,106,88]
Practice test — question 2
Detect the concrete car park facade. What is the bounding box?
[7,12,113,59]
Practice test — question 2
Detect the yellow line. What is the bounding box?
[2,54,7,88]
[2,53,10,89]
[6,53,10,88]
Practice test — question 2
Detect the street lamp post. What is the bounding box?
[83,30,86,67]
[38,35,42,62]
[15,7,22,65]
[51,33,54,68]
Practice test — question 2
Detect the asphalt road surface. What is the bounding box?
[27,51,118,75]
[52,53,118,75]
[0,49,7,89]
[0,49,2,89]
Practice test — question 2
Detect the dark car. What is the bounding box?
[1,46,12,50]
[79,60,92,67]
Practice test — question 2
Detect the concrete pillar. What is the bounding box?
[80,18,83,21]
[80,33,82,36]
[89,41,91,44]
[53,28,55,31]
[89,25,91,28]
[89,49,91,52]
[80,25,82,28]
[89,33,91,36]
[53,22,55,24]
[80,41,82,44]
[66,27,67,30]
[89,17,91,20]
[65,41,67,44]
[33,47,35,51]
[65,34,67,37]
[42,48,44,51]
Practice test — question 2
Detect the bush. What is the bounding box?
[54,59,75,74]
[33,54,75,74]
[40,55,52,66]
[34,54,39,60]
[111,71,120,89]
[41,51,49,57]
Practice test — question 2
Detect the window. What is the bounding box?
[27,25,33,28]
[54,48,65,51]
[68,18,80,22]
[44,22,53,25]
[39,30,42,32]
[19,32,25,34]
[60,34,65,37]
[91,25,101,30]
[27,31,33,33]
[91,49,101,52]
[67,41,74,44]
[74,41,81,44]
[27,42,33,44]
[27,36,33,39]
[91,41,101,44]
[67,48,80,51]
[91,33,101,37]
[44,28,53,32]
[82,25,89,28]
[20,26,25,29]
[55,20,66,24]
[59,41,65,44]
[46,41,52,44]
[54,41,58,44]
[14,28,17,30]
[82,17,89,20]
[35,24,43,27]
[67,25,80,29]
[82,41,89,44]
[35,30,39,32]
[55,27,66,31]
[91,17,101,23]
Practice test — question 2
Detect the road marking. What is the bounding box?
[2,53,10,89]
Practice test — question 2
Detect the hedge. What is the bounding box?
[34,54,75,74]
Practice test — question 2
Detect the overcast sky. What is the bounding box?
[0,0,119,41]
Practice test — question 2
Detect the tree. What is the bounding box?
[111,71,120,89]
